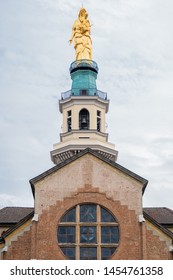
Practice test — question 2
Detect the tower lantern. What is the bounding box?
[50,8,117,164]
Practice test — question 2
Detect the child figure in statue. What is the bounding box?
[69,8,92,61]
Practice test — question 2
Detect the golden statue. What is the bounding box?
[69,8,92,61]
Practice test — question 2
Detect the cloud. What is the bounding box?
[0,193,33,208]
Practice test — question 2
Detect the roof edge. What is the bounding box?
[143,211,173,240]
[1,211,34,239]
[30,148,148,196]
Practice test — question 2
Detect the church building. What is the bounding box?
[0,8,173,260]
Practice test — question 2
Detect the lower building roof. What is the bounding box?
[143,207,173,226]
[0,207,34,225]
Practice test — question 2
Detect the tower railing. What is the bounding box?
[61,89,107,100]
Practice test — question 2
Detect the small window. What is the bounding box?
[57,204,120,260]
[97,110,101,132]
[67,110,72,132]
[80,89,88,96]
[97,110,101,117]
[79,109,89,130]
[67,110,71,117]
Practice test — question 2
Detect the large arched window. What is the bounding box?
[79,109,89,130]
[57,204,120,260]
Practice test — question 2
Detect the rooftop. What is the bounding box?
[0,207,34,225]
[143,207,173,226]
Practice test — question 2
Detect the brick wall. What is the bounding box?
[3,228,32,260]
[145,225,171,260]
[2,154,172,259]
[31,189,142,259]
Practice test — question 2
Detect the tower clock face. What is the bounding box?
[57,204,120,260]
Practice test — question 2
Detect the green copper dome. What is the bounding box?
[70,60,98,96]
[61,60,107,100]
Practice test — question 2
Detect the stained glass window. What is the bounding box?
[61,208,76,223]
[101,247,116,260]
[80,247,97,260]
[58,226,75,243]
[101,226,119,243]
[57,204,119,260]
[61,247,75,260]
[80,204,96,222]
[80,226,96,243]
[101,208,116,222]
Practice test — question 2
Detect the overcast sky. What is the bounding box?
[0,0,173,209]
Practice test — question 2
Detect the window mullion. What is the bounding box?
[97,205,101,260]
[76,205,80,260]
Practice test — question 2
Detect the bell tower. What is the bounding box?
[50,8,118,164]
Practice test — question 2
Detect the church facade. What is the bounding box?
[0,9,173,260]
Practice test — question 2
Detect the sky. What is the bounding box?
[0,0,173,209]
